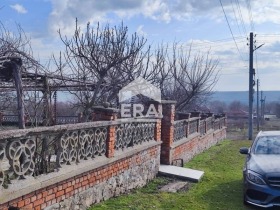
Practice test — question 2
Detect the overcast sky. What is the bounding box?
[1,0,280,91]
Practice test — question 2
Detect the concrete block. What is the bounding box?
[159,165,204,182]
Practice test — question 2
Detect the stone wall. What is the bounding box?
[46,145,160,210]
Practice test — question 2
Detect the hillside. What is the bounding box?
[210,91,280,104]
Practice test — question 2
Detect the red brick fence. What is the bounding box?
[0,101,226,210]
[161,101,226,165]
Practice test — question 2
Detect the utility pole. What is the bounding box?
[248,32,254,140]
[263,96,266,123]
[257,79,259,131]
[248,34,264,139]
[260,91,265,125]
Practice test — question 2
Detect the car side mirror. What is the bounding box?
[239,147,249,154]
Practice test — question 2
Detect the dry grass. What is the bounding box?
[227,118,280,140]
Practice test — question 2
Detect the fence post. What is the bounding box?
[191,111,201,133]
[106,125,116,158]
[160,100,176,164]
[155,119,162,142]
[186,113,191,138]
[221,113,227,127]
[206,113,214,131]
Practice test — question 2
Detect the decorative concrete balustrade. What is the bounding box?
[173,120,187,142]
[170,113,227,165]
[173,115,226,143]
[0,117,160,203]
[213,114,227,130]
[173,111,225,143]
[0,123,107,190]
[0,102,226,210]
[115,122,156,150]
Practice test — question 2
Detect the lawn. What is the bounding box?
[89,140,262,210]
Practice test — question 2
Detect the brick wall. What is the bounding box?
[0,144,160,210]
[159,100,227,165]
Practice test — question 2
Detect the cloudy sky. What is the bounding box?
[1,0,280,91]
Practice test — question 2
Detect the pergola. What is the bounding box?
[0,56,102,129]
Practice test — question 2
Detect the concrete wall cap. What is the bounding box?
[160,100,177,104]
[93,106,120,113]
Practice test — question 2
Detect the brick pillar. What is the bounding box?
[160,100,176,165]
[154,119,161,142]
[106,125,116,158]
[92,106,119,121]
[91,106,119,158]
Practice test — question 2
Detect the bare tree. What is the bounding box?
[0,22,40,71]
[55,20,219,117]
[208,100,227,113]
[56,101,78,116]
[265,101,277,115]
[151,43,219,111]
[54,19,148,118]
[228,100,248,112]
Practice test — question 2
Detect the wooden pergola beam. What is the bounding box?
[0,57,25,129]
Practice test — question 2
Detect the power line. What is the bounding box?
[231,0,246,38]
[189,36,246,43]
[231,1,242,36]
[255,45,260,80]
[246,0,255,31]
[258,34,280,36]
[149,38,247,52]
[219,72,248,75]
[235,0,248,35]
[219,0,246,62]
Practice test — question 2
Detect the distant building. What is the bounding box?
[226,110,249,119]
[264,114,277,121]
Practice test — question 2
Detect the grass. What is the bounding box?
[89,140,261,210]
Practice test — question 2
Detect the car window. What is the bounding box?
[254,136,280,154]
